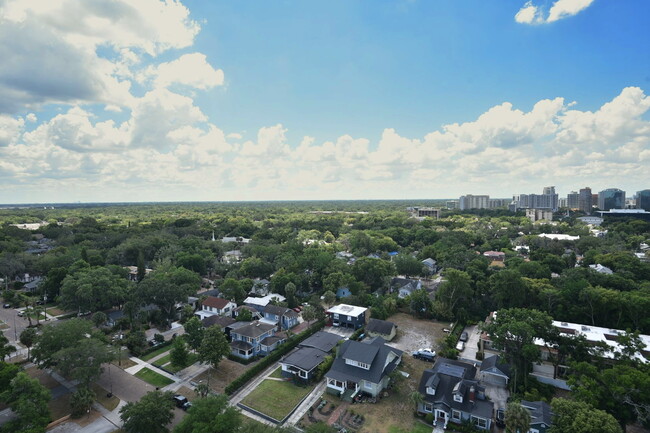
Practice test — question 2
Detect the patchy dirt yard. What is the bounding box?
[193,358,258,394]
[386,313,450,354]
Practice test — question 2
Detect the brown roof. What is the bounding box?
[202,296,232,309]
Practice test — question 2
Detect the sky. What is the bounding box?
[1,0,649,204]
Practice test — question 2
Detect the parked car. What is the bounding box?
[495,408,506,428]
[172,394,191,410]
[460,331,468,342]
[455,341,465,351]
[412,348,436,362]
[17,311,25,317]
[3,303,10,309]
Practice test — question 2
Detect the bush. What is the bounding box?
[425,413,434,424]
[475,351,484,360]
[224,320,324,395]
[349,327,365,341]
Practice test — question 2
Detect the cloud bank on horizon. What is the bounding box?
[0,0,648,203]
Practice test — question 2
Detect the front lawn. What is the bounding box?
[140,346,170,361]
[153,353,199,373]
[240,379,314,421]
[269,367,283,378]
[134,367,174,387]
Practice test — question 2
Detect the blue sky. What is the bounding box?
[1,0,649,203]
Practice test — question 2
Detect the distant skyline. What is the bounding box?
[1,0,650,203]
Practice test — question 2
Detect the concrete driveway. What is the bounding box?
[460,325,481,362]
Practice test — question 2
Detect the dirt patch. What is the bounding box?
[25,366,60,389]
[174,385,196,401]
[193,358,257,394]
[385,313,449,354]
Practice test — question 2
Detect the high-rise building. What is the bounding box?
[598,188,626,211]
[567,191,580,210]
[459,195,490,210]
[578,187,592,214]
[512,187,559,211]
[637,189,650,211]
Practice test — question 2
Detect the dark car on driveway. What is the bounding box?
[172,394,191,411]
[3,303,10,309]
[495,408,505,428]
[460,331,468,342]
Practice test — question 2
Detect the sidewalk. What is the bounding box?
[124,356,179,383]
[284,380,327,425]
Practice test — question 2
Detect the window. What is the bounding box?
[423,403,433,413]
[453,394,463,403]
[299,370,308,378]
[471,416,487,429]
[364,381,373,390]
[452,410,461,421]
[333,313,339,319]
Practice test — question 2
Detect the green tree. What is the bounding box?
[170,337,189,368]
[409,390,424,412]
[352,257,395,292]
[198,327,231,386]
[395,254,424,277]
[54,338,114,388]
[173,395,241,433]
[0,372,50,433]
[484,308,554,391]
[322,290,336,306]
[236,308,253,321]
[436,269,473,320]
[550,398,622,433]
[0,361,20,392]
[31,318,95,367]
[284,282,297,308]
[92,311,108,328]
[126,329,148,356]
[219,278,247,304]
[120,390,174,433]
[137,250,146,282]
[60,265,131,313]
[302,305,317,326]
[409,289,433,318]
[19,327,37,361]
[0,334,16,361]
[70,387,96,418]
[505,401,531,433]
[183,316,204,351]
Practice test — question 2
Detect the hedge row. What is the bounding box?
[349,326,365,341]
[224,320,325,395]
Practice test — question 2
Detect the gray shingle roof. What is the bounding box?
[282,347,329,372]
[231,321,275,338]
[326,337,403,385]
[366,318,396,336]
[231,340,253,351]
[201,315,236,329]
[263,304,299,318]
[480,355,511,377]
[521,400,553,427]
[299,331,342,353]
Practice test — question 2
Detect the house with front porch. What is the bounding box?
[280,331,342,383]
[325,336,402,401]
[229,321,277,359]
[416,358,493,430]
[196,296,236,320]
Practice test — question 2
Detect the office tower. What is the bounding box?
[578,187,592,214]
[637,189,650,211]
[567,191,580,210]
[598,188,626,211]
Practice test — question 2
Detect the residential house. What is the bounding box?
[244,293,286,312]
[336,287,352,299]
[483,251,506,262]
[326,304,367,329]
[280,346,331,383]
[391,277,422,299]
[124,265,153,282]
[233,305,262,320]
[229,321,278,359]
[365,318,397,341]
[416,358,493,430]
[589,263,613,274]
[479,355,510,387]
[422,258,437,274]
[221,236,251,244]
[520,400,553,433]
[222,250,243,264]
[325,336,403,401]
[300,331,343,353]
[196,296,236,320]
[201,315,236,339]
[250,278,270,296]
[262,304,299,330]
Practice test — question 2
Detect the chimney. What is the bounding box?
[469,386,475,403]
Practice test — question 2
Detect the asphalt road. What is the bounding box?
[0,306,29,346]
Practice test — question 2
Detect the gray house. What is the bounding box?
[479,355,511,387]
[262,304,299,330]
[391,277,422,299]
[326,304,367,329]
[229,321,277,359]
[521,400,553,433]
[280,331,342,383]
[365,318,397,341]
[417,358,493,430]
[325,336,402,401]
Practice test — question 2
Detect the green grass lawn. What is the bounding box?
[240,379,314,421]
[388,424,432,433]
[164,353,199,373]
[134,367,174,387]
[153,353,171,366]
[140,346,170,361]
[269,367,283,378]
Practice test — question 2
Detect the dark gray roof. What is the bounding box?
[260,335,284,346]
[480,355,511,377]
[263,304,299,318]
[418,358,492,420]
[201,289,220,297]
[326,337,403,385]
[231,321,275,338]
[366,318,396,336]
[231,340,253,351]
[343,341,379,365]
[282,347,329,371]
[300,331,342,353]
[201,315,236,329]
[521,400,553,427]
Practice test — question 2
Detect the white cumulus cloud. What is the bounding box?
[515,0,595,25]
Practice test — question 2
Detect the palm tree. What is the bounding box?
[505,401,531,433]
[409,391,424,414]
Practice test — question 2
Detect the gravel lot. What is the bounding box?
[385,313,450,354]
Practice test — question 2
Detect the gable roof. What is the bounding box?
[263,304,298,317]
[326,337,403,385]
[282,347,329,372]
[366,318,396,335]
[521,400,553,427]
[418,358,492,420]
[231,321,275,338]
[202,296,233,309]
[201,315,236,329]
[300,331,342,353]
[479,355,511,377]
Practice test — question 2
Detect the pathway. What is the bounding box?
[124,356,179,383]
[229,361,281,406]
[284,380,327,425]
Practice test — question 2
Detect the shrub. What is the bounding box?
[425,413,434,424]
